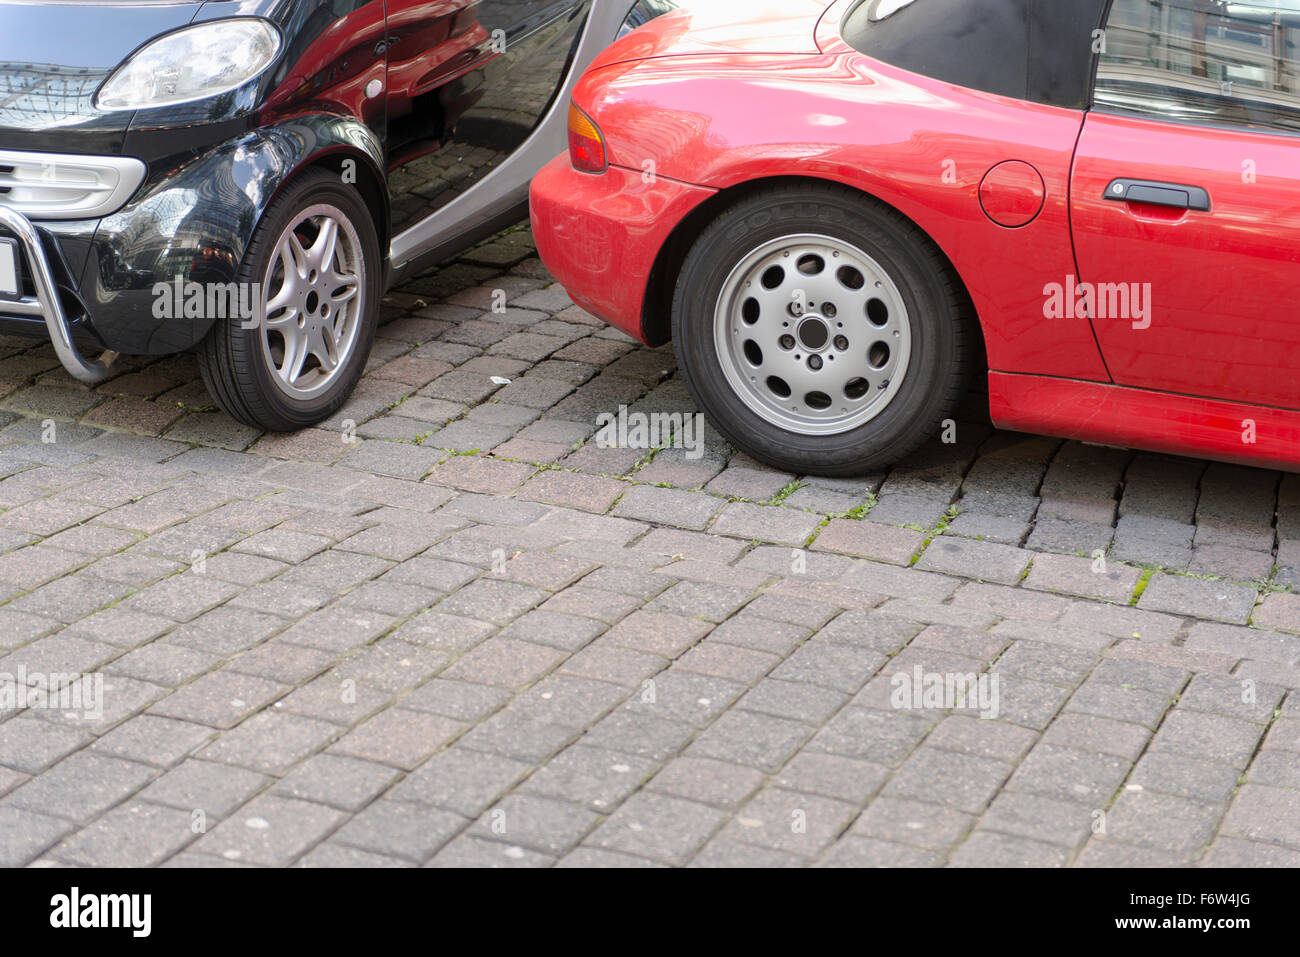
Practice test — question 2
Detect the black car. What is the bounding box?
[0,0,670,429]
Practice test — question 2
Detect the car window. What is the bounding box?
[1095,0,1300,134]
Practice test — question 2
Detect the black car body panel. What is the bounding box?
[0,0,651,358]
[0,1,203,153]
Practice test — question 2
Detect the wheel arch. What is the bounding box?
[81,117,389,356]
[641,175,984,368]
[300,149,390,279]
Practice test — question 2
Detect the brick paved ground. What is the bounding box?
[0,223,1298,867]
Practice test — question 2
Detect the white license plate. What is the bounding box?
[0,240,18,299]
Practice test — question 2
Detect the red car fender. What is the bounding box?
[530,157,717,339]
[567,46,1110,382]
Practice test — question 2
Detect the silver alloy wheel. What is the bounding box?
[713,233,913,436]
[259,204,365,401]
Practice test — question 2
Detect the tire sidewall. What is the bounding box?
[672,191,958,473]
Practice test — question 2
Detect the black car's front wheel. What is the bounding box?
[199,169,381,432]
[671,182,973,477]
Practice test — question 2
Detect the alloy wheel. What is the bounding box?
[713,233,913,436]
[259,204,366,401]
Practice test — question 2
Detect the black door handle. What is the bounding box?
[1104,178,1211,212]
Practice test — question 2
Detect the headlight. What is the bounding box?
[96,19,281,111]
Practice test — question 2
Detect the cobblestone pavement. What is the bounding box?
[0,224,1298,868]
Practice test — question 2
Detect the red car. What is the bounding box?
[531,0,1300,477]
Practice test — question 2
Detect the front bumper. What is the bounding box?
[0,113,387,363]
[0,205,119,382]
[529,155,716,343]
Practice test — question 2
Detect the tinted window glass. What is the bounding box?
[839,0,1108,109]
[841,0,1031,101]
[1096,0,1300,134]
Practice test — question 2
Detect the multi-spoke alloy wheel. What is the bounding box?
[199,169,381,432]
[715,234,912,436]
[260,205,365,401]
[672,183,972,477]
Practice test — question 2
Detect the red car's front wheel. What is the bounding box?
[671,182,974,477]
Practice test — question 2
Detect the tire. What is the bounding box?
[198,168,382,432]
[670,182,973,477]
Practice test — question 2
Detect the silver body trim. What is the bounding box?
[0,149,147,221]
[0,205,121,382]
[388,1,636,274]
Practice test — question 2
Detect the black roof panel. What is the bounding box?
[841,0,1112,109]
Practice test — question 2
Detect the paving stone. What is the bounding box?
[916,537,1031,584]
[721,787,856,858]
[948,831,1068,867]
[849,796,973,851]
[0,806,75,867]
[91,715,216,768]
[427,835,555,868]
[980,791,1095,849]
[149,672,287,729]
[647,757,764,809]
[1129,753,1241,804]
[1101,789,1223,855]
[517,471,625,512]
[621,670,744,729]
[810,707,933,766]
[340,440,442,479]
[1149,709,1265,769]
[1040,713,1151,762]
[817,836,941,868]
[612,485,722,531]
[1252,593,1300,633]
[1178,672,1284,724]
[686,710,811,772]
[329,708,464,770]
[1065,679,1174,730]
[648,580,754,623]
[1183,621,1297,664]
[1200,836,1300,867]
[1023,552,1141,603]
[141,759,268,817]
[1136,573,1258,624]
[442,637,565,688]
[1073,840,1192,867]
[812,519,925,565]
[196,710,338,775]
[944,508,1032,545]
[737,679,848,725]
[709,503,822,547]
[194,795,346,866]
[519,745,655,811]
[50,800,195,867]
[883,748,1012,814]
[586,792,726,865]
[7,752,156,821]
[435,579,548,625]
[1005,744,1130,806]
[1024,517,1116,556]
[470,793,598,856]
[333,800,467,863]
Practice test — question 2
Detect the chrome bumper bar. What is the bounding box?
[0,205,119,383]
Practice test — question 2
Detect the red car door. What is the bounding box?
[1070,0,1300,410]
